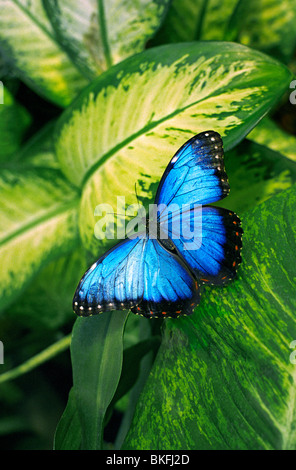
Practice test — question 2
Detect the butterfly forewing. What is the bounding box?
[160,205,243,285]
[155,130,229,208]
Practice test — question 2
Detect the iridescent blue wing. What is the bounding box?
[155,130,242,285]
[130,237,200,318]
[73,236,144,316]
[160,205,243,285]
[73,234,199,319]
[155,130,229,207]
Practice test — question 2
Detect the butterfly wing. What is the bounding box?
[73,236,145,316]
[131,237,200,318]
[155,130,229,208]
[73,130,240,318]
[155,130,242,285]
[160,205,243,285]
[73,234,199,319]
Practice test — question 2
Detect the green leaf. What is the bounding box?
[2,123,85,328]
[54,388,82,450]
[152,0,246,44]
[71,311,129,450]
[151,0,207,43]
[238,0,296,63]
[0,0,88,107]
[248,117,296,163]
[198,0,246,41]
[0,87,31,161]
[43,0,171,79]
[54,41,292,255]
[217,139,296,214]
[4,248,88,330]
[154,0,296,62]
[123,185,296,450]
[12,120,60,169]
[113,333,161,449]
[4,119,62,173]
[55,318,156,450]
[108,337,161,412]
[0,167,80,312]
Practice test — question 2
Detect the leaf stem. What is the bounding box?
[98,0,112,68]
[0,334,72,383]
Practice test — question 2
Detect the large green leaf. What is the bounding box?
[0,0,88,107]
[55,42,292,255]
[1,123,85,328]
[218,139,296,214]
[123,185,296,450]
[238,0,296,63]
[4,248,87,330]
[70,311,129,450]
[198,0,246,41]
[248,117,296,163]
[54,317,157,450]
[153,0,296,62]
[8,120,60,170]
[43,0,171,79]
[0,167,80,312]
[54,388,82,450]
[152,0,246,43]
[151,0,207,43]
[0,87,31,161]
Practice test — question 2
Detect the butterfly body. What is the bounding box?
[73,131,242,319]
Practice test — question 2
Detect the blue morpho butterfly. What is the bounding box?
[73,131,242,319]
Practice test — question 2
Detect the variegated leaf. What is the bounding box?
[0,86,31,161]
[238,0,296,63]
[152,0,245,43]
[0,168,80,311]
[54,42,292,255]
[218,139,296,213]
[248,117,296,163]
[43,0,171,79]
[0,0,88,107]
[154,0,296,62]
[123,185,296,450]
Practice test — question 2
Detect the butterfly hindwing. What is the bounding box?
[73,237,145,316]
[73,234,200,319]
[160,205,243,285]
[131,237,200,318]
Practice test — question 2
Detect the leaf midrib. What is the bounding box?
[11,0,83,76]
[0,199,79,248]
[97,0,112,69]
[80,79,270,190]
[12,0,58,42]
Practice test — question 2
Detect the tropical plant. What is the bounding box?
[0,0,295,450]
